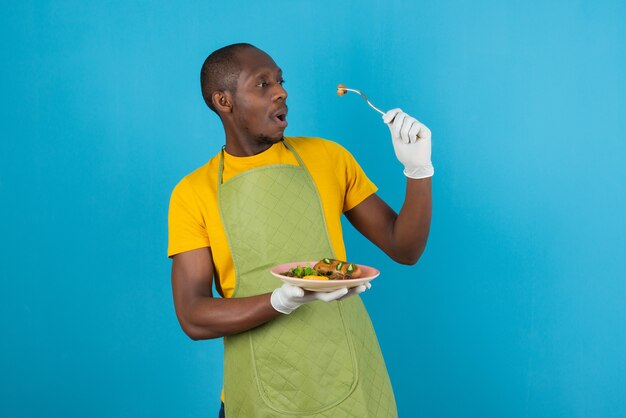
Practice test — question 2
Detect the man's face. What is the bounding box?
[230,48,288,144]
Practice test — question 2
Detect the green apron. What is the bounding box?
[218,140,397,417]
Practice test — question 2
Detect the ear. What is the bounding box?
[212,91,233,114]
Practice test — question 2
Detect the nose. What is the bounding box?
[273,83,288,102]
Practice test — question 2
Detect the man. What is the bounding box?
[168,43,433,417]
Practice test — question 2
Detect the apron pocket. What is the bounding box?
[249,301,358,414]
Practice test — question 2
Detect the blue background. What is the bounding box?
[2,1,625,417]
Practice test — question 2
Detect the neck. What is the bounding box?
[222,124,281,157]
[225,138,277,156]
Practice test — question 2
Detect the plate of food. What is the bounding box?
[270,258,380,292]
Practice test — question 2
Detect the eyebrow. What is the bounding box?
[254,68,283,79]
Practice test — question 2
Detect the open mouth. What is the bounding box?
[272,110,288,127]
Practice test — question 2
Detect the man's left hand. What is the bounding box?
[383,108,434,179]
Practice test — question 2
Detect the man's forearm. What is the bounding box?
[391,177,432,264]
[182,293,282,340]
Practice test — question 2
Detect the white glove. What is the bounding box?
[270,283,372,314]
[383,108,434,179]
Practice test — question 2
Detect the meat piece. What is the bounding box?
[313,258,362,280]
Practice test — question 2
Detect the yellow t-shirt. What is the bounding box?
[168,136,377,298]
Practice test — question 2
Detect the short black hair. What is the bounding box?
[200,43,257,114]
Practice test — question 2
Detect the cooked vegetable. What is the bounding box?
[282,265,320,278]
[281,259,363,280]
[313,258,362,280]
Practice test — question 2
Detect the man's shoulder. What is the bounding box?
[172,152,221,195]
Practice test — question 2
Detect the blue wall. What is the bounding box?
[2,1,625,417]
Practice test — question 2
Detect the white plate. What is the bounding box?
[270,260,380,292]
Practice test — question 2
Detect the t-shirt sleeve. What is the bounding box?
[167,177,210,257]
[323,140,378,212]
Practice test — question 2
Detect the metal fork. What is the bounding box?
[337,84,385,116]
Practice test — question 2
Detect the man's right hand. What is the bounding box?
[172,247,284,340]
[270,283,371,314]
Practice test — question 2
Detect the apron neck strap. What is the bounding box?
[281,139,307,168]
[218,145,226,185]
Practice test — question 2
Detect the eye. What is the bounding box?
[279,80,285,86]
[256,81,269,88]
